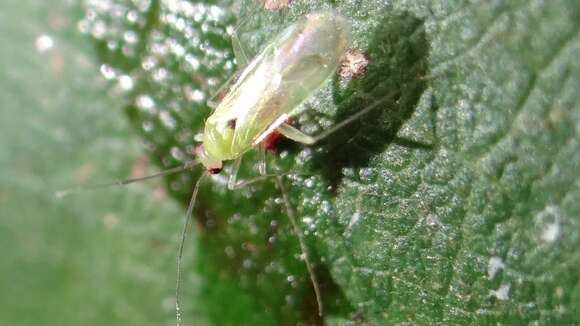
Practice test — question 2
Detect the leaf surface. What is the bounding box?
[75,0,580,324]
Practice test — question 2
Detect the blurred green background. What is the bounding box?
[0,1,185,325]
[1,0,579,325]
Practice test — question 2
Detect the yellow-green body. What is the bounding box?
[200,10,351,169]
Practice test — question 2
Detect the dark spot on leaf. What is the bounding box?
[259,0,292,11]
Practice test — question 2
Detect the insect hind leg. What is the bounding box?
[277,93,394,145]
[274,175,324,318]
[225,160,323,316]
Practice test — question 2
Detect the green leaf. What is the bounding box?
[323,1,580,324]
[0,1,191,325]
[18,0,576,325]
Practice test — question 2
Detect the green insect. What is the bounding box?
[199,10,351,172]
[60,9,388,325]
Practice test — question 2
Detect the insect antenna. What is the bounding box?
[57,155,208,325]
[274,175,324,317]
[55,160,200,198]
[175,170,208,326]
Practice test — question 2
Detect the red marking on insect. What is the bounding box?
[207,167,222,174]
[195,145,223,174]
[262,117,294,152]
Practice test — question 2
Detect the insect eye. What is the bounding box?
[227,119,237,129]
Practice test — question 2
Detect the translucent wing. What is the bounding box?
[204,11,351,160]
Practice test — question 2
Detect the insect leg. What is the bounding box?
[274,175,324,317]
[227,170,324,316]
[227,156,243,190]
[226,152,269,190]
[229,172,305,189]
[257,144,267,176]
[227,148,305,190]
[230,20,251,68]
[207,72,239,109]
[226,145,268,190]
[275,122,317,145]
[277,94,393,145]
[207,16,254,109]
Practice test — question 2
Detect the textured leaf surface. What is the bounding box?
[79,0,580,324]
[4,0,577,325]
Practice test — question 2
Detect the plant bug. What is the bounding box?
[60,9,390,325]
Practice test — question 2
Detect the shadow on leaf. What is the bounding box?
[314,11,431,190]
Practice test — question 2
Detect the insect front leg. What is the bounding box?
[227,156,243,190]
[257,144,267,176]
[226,148,273,190]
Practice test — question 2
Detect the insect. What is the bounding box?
[60,9,389,325]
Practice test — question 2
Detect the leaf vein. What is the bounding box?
[475,26,580,165]
[430,9,510,71]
